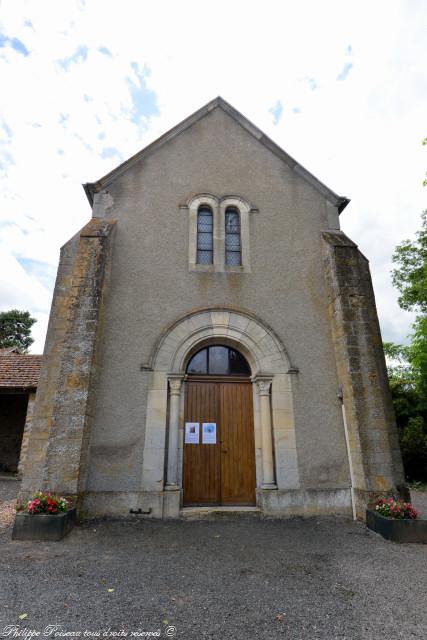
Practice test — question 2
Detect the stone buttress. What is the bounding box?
[19,218,116,504]
[322,231,407,517]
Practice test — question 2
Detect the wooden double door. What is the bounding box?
[183,377,256,506]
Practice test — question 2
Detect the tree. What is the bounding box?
[391,208,427,399]
[384,342,427,481]
[391,210,427,313]
[385,174,427,480]
[0,309,37,353]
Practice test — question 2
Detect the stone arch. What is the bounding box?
[141,308,300,514]
[151,308,291,375]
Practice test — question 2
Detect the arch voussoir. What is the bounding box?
[152,308,291,375]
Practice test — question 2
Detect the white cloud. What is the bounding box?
[0,0,426,352]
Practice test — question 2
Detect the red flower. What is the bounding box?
[21,491,71,516]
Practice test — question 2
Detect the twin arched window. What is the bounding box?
[188,194,252,272]
[196,205,242,266]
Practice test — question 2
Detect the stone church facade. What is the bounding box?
[19,97,407,519]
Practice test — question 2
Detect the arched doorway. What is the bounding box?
[183,345,256,506]
[141,308,300,518]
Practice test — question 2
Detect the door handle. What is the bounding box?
[221,449,228,454]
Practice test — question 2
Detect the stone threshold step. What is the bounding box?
[180,506,261,519]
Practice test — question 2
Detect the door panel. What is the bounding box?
[220,382,256,505]
[183,381,220,505]
[183,379,255,506]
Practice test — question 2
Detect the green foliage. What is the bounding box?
[409,480,427,491]
[383,341,412,383]
[410,315,427,401]
[383,341,409,361]
[0,309,36,353]
[391,210,427,313]
[386,347,427,481]
[386,194,427,482]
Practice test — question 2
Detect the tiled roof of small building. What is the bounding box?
[0,353,43,389]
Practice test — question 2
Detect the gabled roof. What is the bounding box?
[0,353,43,389]
[83,96,349,213]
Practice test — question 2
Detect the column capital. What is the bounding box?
[168,374,184,395]
[252,374,273,395]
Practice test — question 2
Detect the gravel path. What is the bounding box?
[1,480,426,640]
[0,475,18,530]
[411,490,427,518]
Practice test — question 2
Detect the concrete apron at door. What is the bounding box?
[80,487,354,520]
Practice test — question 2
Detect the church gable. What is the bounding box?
[84,97,349,214]
[16,96,406,525]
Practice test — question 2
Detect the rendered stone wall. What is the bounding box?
[19,218,116,500]
[85,106,349,500]
[322,231,406,516]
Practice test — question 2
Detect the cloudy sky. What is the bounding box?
[0,0,426,353]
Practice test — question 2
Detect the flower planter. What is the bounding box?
[366,508,427,544]
[12,508,76,541]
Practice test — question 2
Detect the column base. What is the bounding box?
[165,484,180,491]
[163,488,181,518]
[261,483,277,490]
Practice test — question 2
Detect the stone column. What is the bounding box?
[165,375,184,490]
[254,376,277,489]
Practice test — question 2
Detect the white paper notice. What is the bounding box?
[202,422,217,444]
[185,422,199,444]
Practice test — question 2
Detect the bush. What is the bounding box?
[385,360,427,482]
